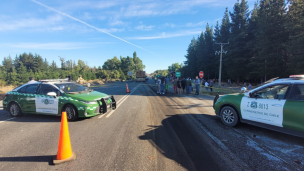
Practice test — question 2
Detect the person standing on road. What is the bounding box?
[209,79,213,92]
[248,83,252,90]
[157,77,161,93]
[177,78,182,94]
[173,77,178,93]
[181,78,186,94]
[195,76,200,95]
[186,77,191,94]
[205,81,209,91]
[165,76,170,93]
[76,75,85,84]
[28,76,37,84]
[160,76,165,94]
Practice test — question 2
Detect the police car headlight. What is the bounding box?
[79,101,97,104]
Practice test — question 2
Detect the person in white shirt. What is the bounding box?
[157,77,161,93]
[205,81,209,91]
[27,77,37,84]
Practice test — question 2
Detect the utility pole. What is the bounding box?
[215,42,229,87]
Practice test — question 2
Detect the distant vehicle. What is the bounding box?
[213,75,304,137]
[3,78,116,121]
[136,70,146,82]
[145,76,149,80]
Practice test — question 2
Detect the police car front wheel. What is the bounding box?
[9,102,23,117]
[63,104,78,121]
[220,106,239,127]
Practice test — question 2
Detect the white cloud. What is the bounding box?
[185,21,204,27]
[135,25,155,31]
[162,23,175,28]
[130,30,202,40]
[0,15,63,31]
[109,19,126,26]
[0,42,112,50]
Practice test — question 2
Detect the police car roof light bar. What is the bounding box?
[289,75,304,78]
[39,78,70,82]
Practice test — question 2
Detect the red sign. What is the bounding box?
[199,71,204,78]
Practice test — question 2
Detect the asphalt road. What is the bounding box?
[0,80,304,171]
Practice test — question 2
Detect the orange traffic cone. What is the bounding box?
[126,83,130,93]
[53,111,76,165]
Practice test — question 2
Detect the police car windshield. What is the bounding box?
[55,83,90,94]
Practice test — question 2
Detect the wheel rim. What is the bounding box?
[222,109,234,124]
[10,104,19,116]
[65,107,74,120]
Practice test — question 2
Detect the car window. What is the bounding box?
[38,84,60,96]
[287,84,304,100]
[55,83,89,93]
[252,84,289,99]
[18,86,27,93]
[25,84,39,94]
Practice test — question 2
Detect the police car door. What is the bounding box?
[283,83,304,132]
[18,84,39,113]
[240,84,290,127]
[35,84,60,115]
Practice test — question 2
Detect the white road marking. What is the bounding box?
[98,84,141,119]
[98,114,105,118]
[105,84,141,118]
[0,117,16,124]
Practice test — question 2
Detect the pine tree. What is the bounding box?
[287,0,304,74]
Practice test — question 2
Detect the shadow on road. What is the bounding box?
[0,155,54,165]
[0,111,92,123]
[139,114,221,171]
[166,104,213,109]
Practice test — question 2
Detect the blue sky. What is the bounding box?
[0,0,256,73]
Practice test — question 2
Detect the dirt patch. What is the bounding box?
[0,85,15,93]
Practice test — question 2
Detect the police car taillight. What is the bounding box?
[289,75,304,78]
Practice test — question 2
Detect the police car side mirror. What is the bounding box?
[47,92,57,97]
[59,85,65,91]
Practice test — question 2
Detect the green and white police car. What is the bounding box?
[2,79,116,121]
[213,75,304,137]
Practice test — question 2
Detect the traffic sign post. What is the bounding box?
[176,72,181,77]
[199,71,204,78]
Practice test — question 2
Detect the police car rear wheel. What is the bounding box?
[220,106,239,127]
[9,102,23,117]
[63,104,78,121]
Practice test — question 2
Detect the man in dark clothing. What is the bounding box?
[181,78,186,94]
[160,76,165,94]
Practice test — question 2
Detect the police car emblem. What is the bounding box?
[250,101,258,109]
[41,99,54,105]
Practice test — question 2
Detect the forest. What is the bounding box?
[0,51,145,86]
[168,0,304,84]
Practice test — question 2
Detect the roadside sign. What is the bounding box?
[176,72,181,77]
[199,71,204,78]
[128,71,133,76]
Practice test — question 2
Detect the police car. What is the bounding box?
[213,75,304,137]
[2,78,116,121]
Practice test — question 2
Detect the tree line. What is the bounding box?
[0,51,145,86]
[177,0,303,84]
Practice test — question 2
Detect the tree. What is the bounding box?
[102,56,121,70]
[287,0,304,74]
[226,0,250,83]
